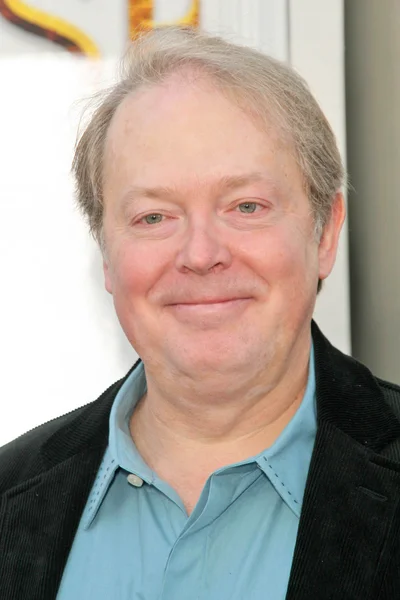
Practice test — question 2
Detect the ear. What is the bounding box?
[318,191,346,281]
[103,258,113,294]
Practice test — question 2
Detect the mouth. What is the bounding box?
[167,298,252,323]
[170,297,251,306]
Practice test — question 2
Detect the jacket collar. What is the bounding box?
[286,322,400,599]
[311,320,400,450]
[40,358,142,469]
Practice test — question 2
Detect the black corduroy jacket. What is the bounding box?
[1,321,400,599]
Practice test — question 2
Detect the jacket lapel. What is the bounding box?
[0,446,105,599]
[286,323,400,599]
[0,370,138,600]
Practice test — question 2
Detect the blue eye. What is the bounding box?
[143,214,163,224]
[237,202,259,213]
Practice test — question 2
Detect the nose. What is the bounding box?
[175,217,232,275]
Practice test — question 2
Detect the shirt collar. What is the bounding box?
[255,345,317,517]
[82,361,148,529]
[108,361,153,481]
[83,346,316,528]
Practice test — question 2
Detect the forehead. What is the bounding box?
[103,72,301,196]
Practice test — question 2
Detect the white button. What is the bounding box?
[127,474,144,487]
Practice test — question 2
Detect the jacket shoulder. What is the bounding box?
[0,361,140,493]
[377,376,400,419]
[0,401,96,490]
[0,365,134,492]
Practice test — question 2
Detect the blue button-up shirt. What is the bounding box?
[57,349,316,599]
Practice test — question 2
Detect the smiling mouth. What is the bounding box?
[170,297,251,306]
[167,298,252,321]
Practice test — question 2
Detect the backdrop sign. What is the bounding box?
[0,0,200,56]
[129,0,199,38]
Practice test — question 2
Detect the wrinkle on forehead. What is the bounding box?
[102,68,305,217]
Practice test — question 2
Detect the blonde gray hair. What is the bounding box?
[73,26,345,250]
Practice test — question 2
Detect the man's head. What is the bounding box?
[73,27,345,383]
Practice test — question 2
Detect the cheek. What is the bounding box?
[108,242,158,300]
[246,226,315,283]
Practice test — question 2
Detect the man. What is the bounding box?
[1,26,400,600]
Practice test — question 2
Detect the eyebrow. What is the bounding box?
[119,171,279,211]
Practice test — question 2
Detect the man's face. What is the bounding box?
[102,73,342,381]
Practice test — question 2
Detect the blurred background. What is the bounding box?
[0,0,397,445]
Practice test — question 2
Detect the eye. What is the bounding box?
[140,213,164,225]
[236,202,262,214]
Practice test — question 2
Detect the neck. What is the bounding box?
[130,335,312,476]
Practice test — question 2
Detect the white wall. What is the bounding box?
[289,0,350,354]
[0,0,349,445]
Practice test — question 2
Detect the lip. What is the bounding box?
[170,297,251,305]
[167,298,252,323]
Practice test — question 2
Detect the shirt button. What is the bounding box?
[127,473,144,487]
